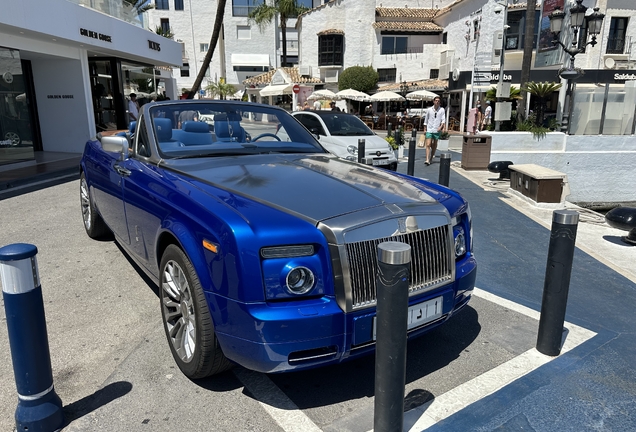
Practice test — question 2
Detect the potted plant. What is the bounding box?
[438,130,450,151]
[385,135,400,159]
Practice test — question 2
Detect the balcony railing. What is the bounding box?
[69,0,144,27]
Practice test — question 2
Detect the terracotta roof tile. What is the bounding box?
[372,21,443,32]
[379,79,448,92]
[317,28,344,36]
[242,67,322,86]
[375,7,438,19]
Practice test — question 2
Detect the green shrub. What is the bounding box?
[385,135,398,150]
[338,66,379,93]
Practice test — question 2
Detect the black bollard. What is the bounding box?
[536,210,579,356]
[411,129,417,139]
[398,126,404,147]
[374,241,411,432]
[407,137,416,176]
[387,123,393,138]
[0,243,64,432]
[358,138,366,164]
[438,153,451,186]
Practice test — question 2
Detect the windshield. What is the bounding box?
[147,101,326,158]
[321,113,374,137]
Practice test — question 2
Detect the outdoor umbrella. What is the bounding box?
[369,91,405,115]
[334,88,370,101]
[406,89,438,118]
[307,89,337,100]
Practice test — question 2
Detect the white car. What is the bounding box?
[292,111,398,170]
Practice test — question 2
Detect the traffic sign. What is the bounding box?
[292,84,300,94]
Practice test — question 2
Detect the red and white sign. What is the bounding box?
[292,84,300,94]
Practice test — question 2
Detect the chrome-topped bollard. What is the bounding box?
[0,243,64,432]
[374,241,411,432]
[358,138,366,164]
[439,153,451,187]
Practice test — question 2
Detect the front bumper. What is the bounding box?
[211,256,476,373]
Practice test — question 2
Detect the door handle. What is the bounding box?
[114,163,131,177]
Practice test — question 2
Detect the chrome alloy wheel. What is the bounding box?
[80,177,92,231]
[162,260,197,363]
[4,131,20,146]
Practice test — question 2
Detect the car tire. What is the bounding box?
[160,244,232,379]
[80,173,111,239]
[4,131,21,146]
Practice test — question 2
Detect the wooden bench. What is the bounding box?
[508,164,567,204]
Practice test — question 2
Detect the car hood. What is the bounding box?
[162,154,442,224]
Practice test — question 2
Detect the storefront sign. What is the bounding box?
[79,28,112,43]
[47,95,74,99]
[614,73,636,81]
[148,41,161,51]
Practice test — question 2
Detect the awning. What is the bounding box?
[259,83,294,97]
[231,53,271,67]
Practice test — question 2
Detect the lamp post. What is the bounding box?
[549,0,605,134]
[494,1,509,132]
[400,80,410,110]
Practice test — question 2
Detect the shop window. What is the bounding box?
[174,0,184,10]
[318,34,343,67]
[160,19,170,35]
[156,0,169,10]
[430,69,439,79]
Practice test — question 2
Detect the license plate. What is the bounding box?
[372,159,389,166]
[373,296,443,340]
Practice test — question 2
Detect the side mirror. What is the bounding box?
[100,136,129,161]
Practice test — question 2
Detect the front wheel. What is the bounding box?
[80,173,111,239]
[160,245,232,379]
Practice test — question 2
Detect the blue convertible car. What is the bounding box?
[80,100,476,379]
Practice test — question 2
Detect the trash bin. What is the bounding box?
[460,134,492,170]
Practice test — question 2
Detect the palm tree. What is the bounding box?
[522,81,562,126]
[205,81,237,100]
[154,25,174,39]
[187,0,227,99]
[517,0,537,123]
[248,0,309,67]
[485,85,522,102]
[123,0,154,14]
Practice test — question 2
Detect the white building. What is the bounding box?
[0,0,181,169]
[146,0,318,96]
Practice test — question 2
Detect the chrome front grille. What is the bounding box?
[345,225,453,310]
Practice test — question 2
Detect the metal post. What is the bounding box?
[438,153,451,187]
[398,126,404,147]
[411,129,417,139]
[374,241,411,432]
[494,1,508,132]
[387,123,393,138]
[358,139,366,164]
[407,137,416,176]
[0,243,64,432]
[536,210,579,356]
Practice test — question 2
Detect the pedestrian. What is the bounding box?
[128,93,139,122]
[422,96,446,166]
[482,100,492,130]
[330,101,341,112]
[303,101,311,111]
[313,99,322,110]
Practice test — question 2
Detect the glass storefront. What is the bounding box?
[0,47,36,166]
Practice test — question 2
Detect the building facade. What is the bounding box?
[0,0,182,168]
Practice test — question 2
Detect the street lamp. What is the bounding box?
[400,80,410,110]
[549,0,605,133]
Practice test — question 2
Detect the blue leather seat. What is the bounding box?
[153,117,174,143]
[214,113,247,142]
[174,121,214,146]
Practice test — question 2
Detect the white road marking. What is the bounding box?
[405,287,597,431]
[233,368,323,432]
[234,288,596,432]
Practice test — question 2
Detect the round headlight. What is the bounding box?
[455,230,466,257]
[347,145,358,155]
[285,266,315,295]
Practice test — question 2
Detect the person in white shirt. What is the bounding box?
[481,100,492,130]
[422,96,446,166]
[128,93,139,122]
[313,99,322,110]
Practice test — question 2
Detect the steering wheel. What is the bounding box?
[252,133,281,142]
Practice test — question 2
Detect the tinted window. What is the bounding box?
[296,114,326,135]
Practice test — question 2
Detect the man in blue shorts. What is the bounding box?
[423,96,446,165]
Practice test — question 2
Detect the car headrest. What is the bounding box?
[129,121,137,134]
[182,121,209,133]
[153,117,172,142]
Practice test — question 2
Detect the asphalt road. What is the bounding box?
[0,175,540,432]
